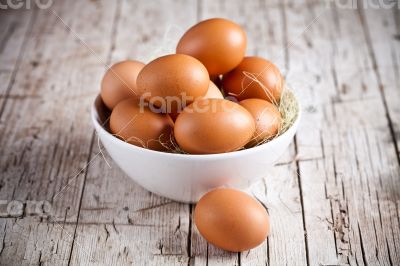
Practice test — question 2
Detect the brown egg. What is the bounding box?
[171,81,224,122]
[137,54,209,113]
[110,98,174,151]
[222,56,283,104]
[239,99,282,146]
[101,60,145,110]
[194,188,270,252]
[177,18,247,75]
[203,81,224,99]
[170,81,223,122]
[174,98,255,154]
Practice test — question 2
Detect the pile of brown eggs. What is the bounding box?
[100,18,283,155]
[100,18,283,251]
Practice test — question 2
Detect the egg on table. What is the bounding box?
[110,98,174,151]
[174,98,255,154]
[222,56,283,104]
[239,98,282,146]
[137,54,209,113]
[177,18,247,76]
[194,188,270,252]
[101,60,145,110]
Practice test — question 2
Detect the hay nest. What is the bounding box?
[166,84,299,154]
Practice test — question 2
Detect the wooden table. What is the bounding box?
[1,0,399,265]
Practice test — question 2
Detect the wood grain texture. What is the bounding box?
[360,2,400,162]
[285,1,400,265]
[69,1,196,265]
[0,0,117,264]
[0,0,399,265]
[0,8,34,113]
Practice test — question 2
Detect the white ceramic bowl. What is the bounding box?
[91,95,301,203]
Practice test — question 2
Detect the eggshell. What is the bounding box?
[101,60,145,110]
[170,81,223,122]
[177,18,246,75]
[110,98,174,151]
[239,99,282,146]
[136,54,209,113]
[174,98,255,154]
[222,56,283,103]
[203,81,224,99]
[194,188,270,252]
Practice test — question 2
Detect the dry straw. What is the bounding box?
[252,85,299,147]
[105,82,299,154]
[276,86,299,137]
[165,83,299,154]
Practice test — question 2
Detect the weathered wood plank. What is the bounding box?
[0,217,76,265]
[69,1,197,265]
[0,9,32,72]
[327,4,400,265]
[0,0,117,264]
[285,1,400,265]
[360,5,400,265]
[284,1,341,265]
[360,2,400,162]
[0,8,34,118]
[71,146,190,265]
[250,164,308,266]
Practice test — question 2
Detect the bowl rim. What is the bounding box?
[91,93,301,160]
